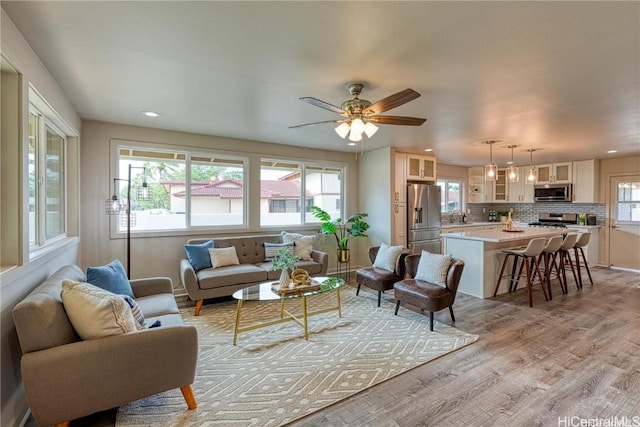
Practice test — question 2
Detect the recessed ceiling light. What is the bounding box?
[607,150,618,154]
[143,111,159,117]
[424,148,433,152]
[347,142,357,146]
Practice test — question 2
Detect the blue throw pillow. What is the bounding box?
[86,259,134,298]
[184,240,214,272]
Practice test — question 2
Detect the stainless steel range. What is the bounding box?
[528,212,578,228]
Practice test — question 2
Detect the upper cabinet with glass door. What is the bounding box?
[535,162,572,184]
[406,154,436,181]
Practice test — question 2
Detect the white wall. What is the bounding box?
[1,9,81,427]
[79,120,366,284]
[359,147,393,245]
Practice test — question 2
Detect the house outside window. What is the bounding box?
[436,178,462,213]
[260,159,344,227]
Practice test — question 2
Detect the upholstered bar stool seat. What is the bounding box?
[574,232,594,286]
[493,237,548,307]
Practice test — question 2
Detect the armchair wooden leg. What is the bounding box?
[394,300,401,315]
[55,422,70,427]
[180,385,197,410]
[449,306,456,322]
[377,291,382,307]
[429,311,434,331]
[356,283,361,295]
[194,300,203,316]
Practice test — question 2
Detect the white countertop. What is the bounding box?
[442,226,565,243]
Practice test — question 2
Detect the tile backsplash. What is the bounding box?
[465,203,605,224]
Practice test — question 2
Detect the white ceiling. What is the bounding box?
[2,1,639,167]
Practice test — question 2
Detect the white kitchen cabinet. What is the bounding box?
[393,152,407,203]
[536,162,572,184]
[507,166,534,203]
[572,159,600,203]
[406,154,436,181]
[392,202,407,247]
[468,166,493,203]
[492,169,507,202]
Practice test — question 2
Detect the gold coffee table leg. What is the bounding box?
[233,299,243,345]
[336,287,342,318]
[280,298,285,319]
[302,296,309,340]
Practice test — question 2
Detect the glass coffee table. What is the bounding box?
[232,276,345,345]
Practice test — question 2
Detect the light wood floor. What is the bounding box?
[289,266,640,426]
[26,266,639,427]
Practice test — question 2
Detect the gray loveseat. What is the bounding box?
[12,265,198,427]
[180,234,328,315]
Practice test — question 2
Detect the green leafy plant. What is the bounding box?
[311,206,370,250]
[270,247,300,271]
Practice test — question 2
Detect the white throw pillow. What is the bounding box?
[61,280,138,340]
[209,247,240,268]
[415,251,452,287]
[372,242,404,272]
[281,232,315,261]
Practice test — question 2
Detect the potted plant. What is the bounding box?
[271,247,300,288]
[310,206,370,263]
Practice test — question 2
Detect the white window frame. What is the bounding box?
[28,105,68,251]
[437,178,464,213]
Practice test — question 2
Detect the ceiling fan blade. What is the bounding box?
[288,119,343,129]
[368,115,427,126]
[299,97,346,115]
[365,89,421,115]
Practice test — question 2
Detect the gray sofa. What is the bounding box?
[12,265,198,427]
[180,234,329,315]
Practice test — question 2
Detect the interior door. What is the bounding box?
[609,175,640,270]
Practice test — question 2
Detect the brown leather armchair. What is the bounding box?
[355,246,410,307]
[393,254,465,331]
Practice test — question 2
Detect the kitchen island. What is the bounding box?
[442,227,565,298]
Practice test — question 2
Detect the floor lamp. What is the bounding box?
[105,165,148,279]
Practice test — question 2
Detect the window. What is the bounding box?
[260,159,344,227]
[437,178,462,213]
[616,180,640,222]
[29,109,66,249]
[115,145,246,232]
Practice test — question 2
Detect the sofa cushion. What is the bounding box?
[293,259,323,275]
[61,280,139,340]
[372,243,404,272]
[415,251,452,287]
[184,240,214,272]
[263,242,295,261]
[209,247,240,268]
[281,232,315,261]
[197,264,268,289]
[135,293,180,319]
[86,259,134,298]
[12,265,87,353]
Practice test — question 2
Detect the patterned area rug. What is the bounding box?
[116,285,478,426]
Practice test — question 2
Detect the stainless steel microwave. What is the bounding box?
[534,184,572,202]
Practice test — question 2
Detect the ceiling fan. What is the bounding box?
[289,83,427,142]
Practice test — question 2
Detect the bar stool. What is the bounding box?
[493,238,548,307]
[574,232,594,286]
[537,235,565,299]
[558,233,580,290]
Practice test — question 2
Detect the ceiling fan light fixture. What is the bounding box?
[350,118,365,135]
[364,122,378,138]
[335,122,350,139]
[348,129,363,142]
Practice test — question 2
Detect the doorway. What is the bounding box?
[608,175,640,270]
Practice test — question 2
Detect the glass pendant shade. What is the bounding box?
[364,122,378,138]
[527,167,536,182]
[105,196,123,215]
[506,165,519,182]
[485,163,498,180]
[484,141,497,181]
[335,122,350,139]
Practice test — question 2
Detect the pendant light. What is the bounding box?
[506,145,519,183]
[526,149,537,184]
[484,140,497,181]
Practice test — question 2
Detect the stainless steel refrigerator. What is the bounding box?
[407,183,442,254]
